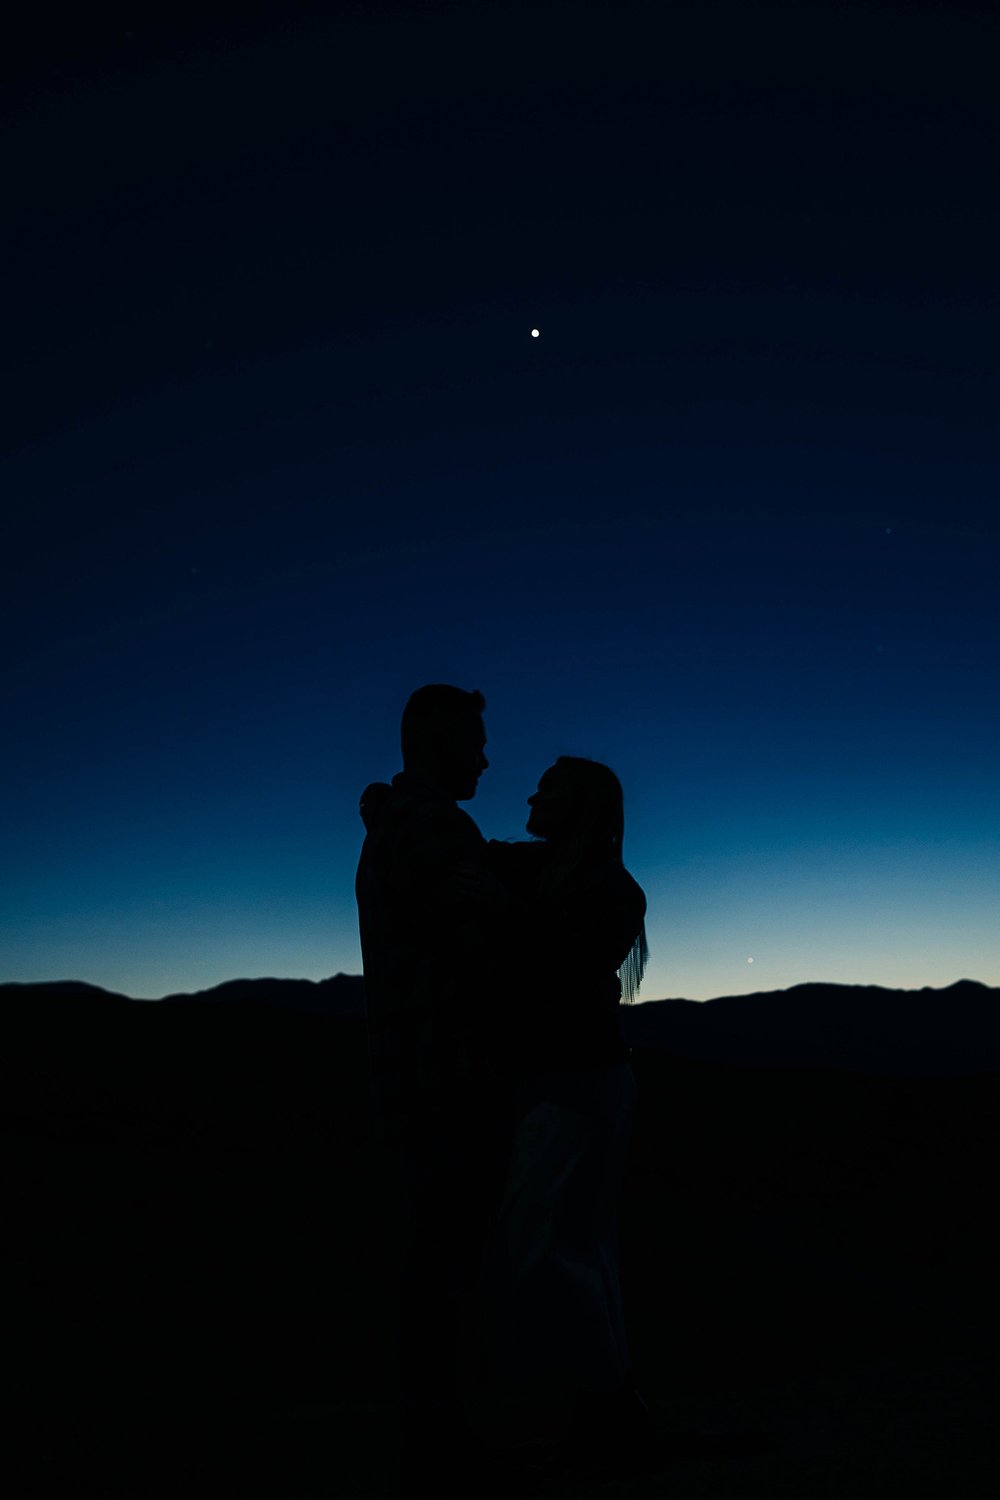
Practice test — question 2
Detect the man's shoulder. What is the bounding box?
[373,780,486,869]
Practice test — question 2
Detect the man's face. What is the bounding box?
[442,716,489,801]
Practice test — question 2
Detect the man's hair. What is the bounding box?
[400,684,486,763]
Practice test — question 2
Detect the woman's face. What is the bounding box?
[525,766,579,840]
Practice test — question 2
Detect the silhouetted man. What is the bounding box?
[355,684,513,1498]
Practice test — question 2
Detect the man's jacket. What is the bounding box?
[355,772,501,1143]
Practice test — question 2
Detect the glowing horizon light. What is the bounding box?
[531,328,540,337]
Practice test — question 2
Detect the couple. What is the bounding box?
[355,684,659,1497]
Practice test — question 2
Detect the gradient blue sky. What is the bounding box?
[3,0,998,1000]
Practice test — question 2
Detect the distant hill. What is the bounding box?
[0,972,366,1014]
[158,971,367,1018]
[0,973,370,1148]
[620,978,1000,1076]
[2,973,997,1075]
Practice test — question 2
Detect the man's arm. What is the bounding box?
[391,801,502,962]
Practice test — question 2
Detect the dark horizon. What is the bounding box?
[3,969,994,1003]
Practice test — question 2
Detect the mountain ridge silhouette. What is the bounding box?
[3,973,995,1074]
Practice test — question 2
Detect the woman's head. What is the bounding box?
[526,755,648,1002]
[526,756,625,862]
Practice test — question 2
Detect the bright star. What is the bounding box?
[531,328,539,337]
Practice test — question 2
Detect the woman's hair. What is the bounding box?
[536,755,625,864]
[618,923,649,1006]
[534,755,648,1003]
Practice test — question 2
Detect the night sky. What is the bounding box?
[3,0,998,1002]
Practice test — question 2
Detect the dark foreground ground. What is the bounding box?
[4,991,999,1496]
[27,1348,990,1500]
[11,1190,997,1500]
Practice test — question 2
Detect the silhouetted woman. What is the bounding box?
[456,756,660,1479]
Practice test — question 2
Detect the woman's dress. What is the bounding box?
[460,840,647,1445]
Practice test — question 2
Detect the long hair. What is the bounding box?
[618,922,649,1006]
[533,756,648,1003]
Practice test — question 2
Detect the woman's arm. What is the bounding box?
[555,864,647,976]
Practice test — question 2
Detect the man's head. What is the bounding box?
[400,684,488,801]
